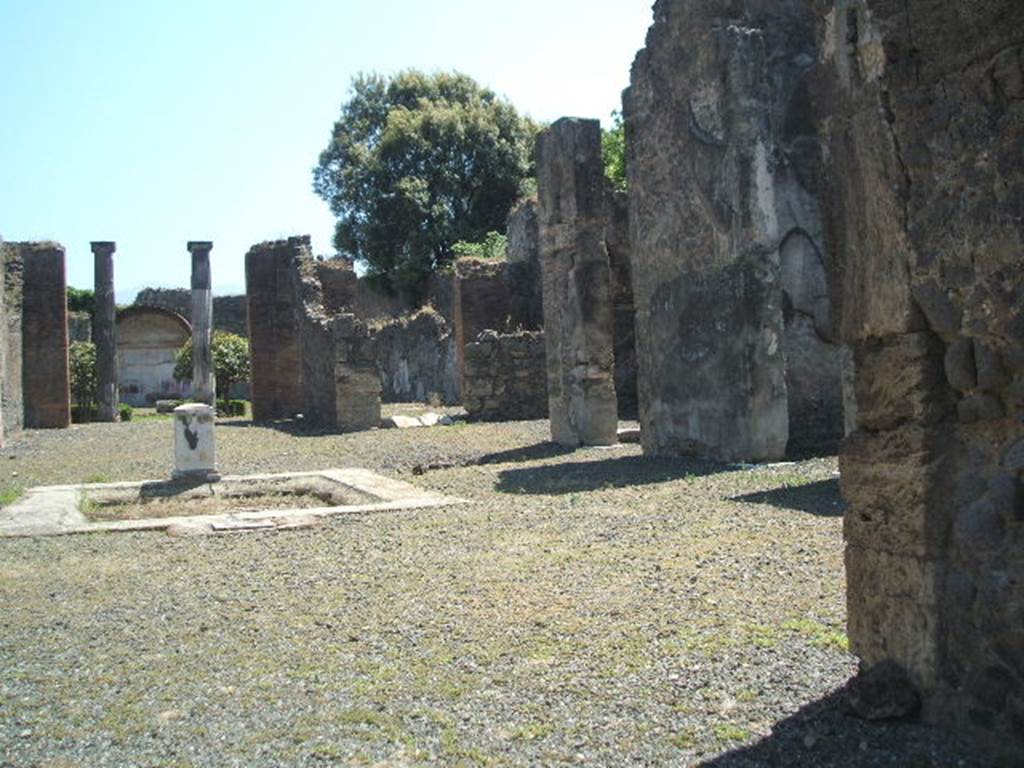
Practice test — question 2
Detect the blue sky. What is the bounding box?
[0,0,654,301]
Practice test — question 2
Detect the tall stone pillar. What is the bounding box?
[536,118,618,447]
[91,241,118,421]
[21,243,70,429]
[188,242,215,405]
[245,238,304,421]
[812,0,1024,759]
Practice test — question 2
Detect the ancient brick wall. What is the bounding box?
[19,243,70,428]
[625,0,845,461]
[814,0,1024,758]
[0,238,5,447]
[244,238,304,420]
[372,308,458,405]
[453,259,514,389]
[463,331,547,422]
[315,259,358,315]
[1,242,22,435]
[290,254,380,431]
[536,118,619,447]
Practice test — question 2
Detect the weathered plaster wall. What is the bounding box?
[536,118,619,447]
[625,0,846,461]
[372,308,459,405]
[116,307,192,406]
[463,330,547,422]
[814,0,1024,757]
[245,238,304,421]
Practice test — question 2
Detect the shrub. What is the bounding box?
[452,231,508,261]
[174,332,251,397]
[69,341,97,420]
[216,399,248,417]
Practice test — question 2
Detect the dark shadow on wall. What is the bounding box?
[730,478,846,517]
[696,687,995,768]
[495,454,730,495]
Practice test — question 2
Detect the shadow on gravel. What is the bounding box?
[217,420,342,437]
[698,687,992,768]
[730,479,846,517]
[477,442,578,465]
[495,455,728,495]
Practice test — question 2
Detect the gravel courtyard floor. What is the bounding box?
[0,410,992,767]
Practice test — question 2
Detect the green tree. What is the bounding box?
[602,111,627,191]
[66,287,95,317]
[69,341,97,417]
[174,332,251,397]
[313,70,538,299]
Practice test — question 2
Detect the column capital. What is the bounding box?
[90,241,116,255]
[187,241,213,255]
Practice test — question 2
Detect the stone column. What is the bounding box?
[536,118,619,447]
[188,241,215,405]
[91,241,118,421]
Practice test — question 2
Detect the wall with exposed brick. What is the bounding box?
[245,237,305,421]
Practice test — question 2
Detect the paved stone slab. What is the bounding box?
[0,468,463,538]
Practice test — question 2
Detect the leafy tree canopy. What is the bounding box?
[602,111,627,191]
[313,70,539,299]
[67,287,95,317]
[174,332,251,397]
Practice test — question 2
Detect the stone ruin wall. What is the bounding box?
[134,287,248,338]
[452,258,514,389]
[536,118,620,447]
[289,251,381,432]
[245,238,304,421]
[372,307,459,406]
[1,242,70,430]
[505,199,545,332]
[625,0,846,462]
[605,189,639,421]
[463,330,547,422]
[811,0,1024,757]
[2,242,23,435]
[370,309,458,409]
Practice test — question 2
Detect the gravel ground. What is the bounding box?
[0,411,993,767]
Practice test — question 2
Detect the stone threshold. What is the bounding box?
[0,468,464,538]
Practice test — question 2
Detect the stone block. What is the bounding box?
[841,426,954,558]
[172,404,219,481]
[845,546,942,690]
[853,332,952,432]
